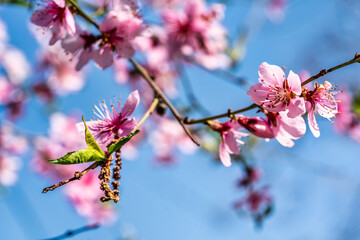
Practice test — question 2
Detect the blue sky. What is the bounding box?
[1,0,360,239]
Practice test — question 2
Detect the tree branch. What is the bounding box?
[129,58,200,146]
[301,53,360,86]
[43,223,100,240]
[42,162,101,193]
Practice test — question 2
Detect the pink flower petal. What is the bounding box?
[93,47,114,70]
[258,62,285,87]
[287,70,302,95]
[219,140,231,167]
[30,9,53,27]
[307,107,320,138]
[287,97,306,118]
[223,130,240,155]
[64,7,76,35]
[121,90,140,119]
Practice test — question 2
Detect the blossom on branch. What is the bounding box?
[30,0,76,45]
[94,7,144,69]
[248,62,306,118]
[303,81,339,137]
[78,90,140,148]
[267,111,306,147]
[208,120,248,167]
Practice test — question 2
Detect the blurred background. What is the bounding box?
[1,0,360,239]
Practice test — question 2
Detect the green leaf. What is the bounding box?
[49,148,105,165]
[82,116,104,156]
[108,130,140,155]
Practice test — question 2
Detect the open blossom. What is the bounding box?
[61,27,98,71]
[94,7,144,69]
[148,118,197,165]
[78,90,140,148]
[38,44,85,95]
[248,62,306,118]
[303,81,339,137]
[267,111,306,147]
[162,0,230,69]
[30,0,76,45]
[208,120,248,167]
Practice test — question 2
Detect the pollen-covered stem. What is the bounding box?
[68,0,100,29]
[301,53,360,86]
[42,161,100,193]
[129,58,200,146]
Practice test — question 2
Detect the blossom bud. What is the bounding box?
[237,115,275,139]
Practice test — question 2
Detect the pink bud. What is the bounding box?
[237,116,275,139]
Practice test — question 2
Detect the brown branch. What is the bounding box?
[185,52,360,125]
[129,58,200,146]
[301,53,360,86]
[184,104,258,125]
[42,162,101,193]
[43,223,100,240]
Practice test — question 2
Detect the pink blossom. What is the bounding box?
[32,113,86,178]
[265,0,287,23]
[65,171,116,223]
[334,90,355,133]
[38,45,85,95]
[267,111,306,147]
[0,77,13,105]
[162,0,229,69]
[30,0,76,45]
[234,186,272,214]
[94,8,144,69]
[237,115,275,138]
[0,48,30,85]
[303,81,339,137]
[248,62,306,118]
[208,120,248,167]
[78,91,140,148]
[0,155,21,186]
[148,118,197,165]
[0,123,28,154]
[61,27,97,70]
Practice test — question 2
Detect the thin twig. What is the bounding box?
[129,58,200,146]
[68,0,100,29]
[133,97,159,132]
[43,223,100,240]
[185,53,360,124]
[42,162,101,193]
[184,104,258,125]
[302,53,360,86]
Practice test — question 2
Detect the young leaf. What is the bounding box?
[82,116,104,156]
[108,130,140,155]
[49,148,105,165]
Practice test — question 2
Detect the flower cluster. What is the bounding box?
[207,62,339,167]
[31,0,145,70]
[234,166,273,225]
